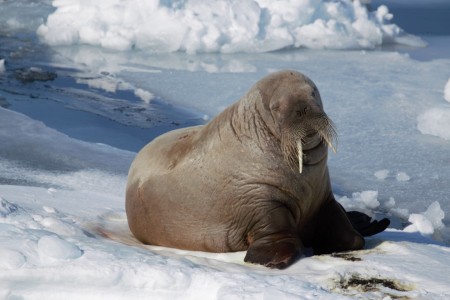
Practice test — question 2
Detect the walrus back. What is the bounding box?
[125,125,230,251]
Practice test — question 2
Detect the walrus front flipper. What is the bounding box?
[244,205,302,269]
[346,210,390,237]
[339,203,391,237]
[312,199,365,255]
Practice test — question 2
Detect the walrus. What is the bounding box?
[126,70,389,269]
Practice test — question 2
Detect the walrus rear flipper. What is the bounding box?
[345,210,390,237]
[244,204,302,269]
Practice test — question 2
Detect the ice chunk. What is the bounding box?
[374,169,389,180]
[445,78,450,102]
[384,197,396,209]
[417,106,450,140]
[423,201,445,231]
[404,214,434,235]
[404,201,445,236]
[396,172,411,182]
[134,88,154,103]
[337,190,380,212]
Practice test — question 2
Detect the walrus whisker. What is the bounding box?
[305,112,338,154]
[320,130,337,153]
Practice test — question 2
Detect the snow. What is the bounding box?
[404,202,446,238]
[1,0,450,299]
[338,191,380,213]
[417,79,450,141]
[396,172,410,182]
[36,0,424,54]
[37,235,83,260]
[0,182,449,299]
[374,169,389,180]
[445,78,450,102]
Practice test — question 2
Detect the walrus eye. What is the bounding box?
[311,91,316,98]
[270,103,280,112]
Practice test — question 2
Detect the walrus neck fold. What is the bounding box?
[228,92,279,149]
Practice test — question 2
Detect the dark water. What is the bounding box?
[0,32,204,153]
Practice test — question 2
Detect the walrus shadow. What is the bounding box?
[89,210,257,272]
[363,229,447,250]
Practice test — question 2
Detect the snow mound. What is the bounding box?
[445,77,450,102]
[0,249,26,270]
[37,0,424,53]
[37,235,83,260]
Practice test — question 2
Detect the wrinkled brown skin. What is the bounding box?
[126,70,364,269]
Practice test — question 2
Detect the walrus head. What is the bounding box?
[255,70,337,173]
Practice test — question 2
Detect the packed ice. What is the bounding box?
[37,0,424,53]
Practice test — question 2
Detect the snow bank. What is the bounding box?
[417,78,450,140]
[0,107,133,187]
[37,0,424,53]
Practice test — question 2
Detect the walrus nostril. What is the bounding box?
[296,107,308,117]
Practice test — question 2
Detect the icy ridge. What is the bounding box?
[37,0,424,53]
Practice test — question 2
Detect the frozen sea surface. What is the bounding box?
[1,0,450,299]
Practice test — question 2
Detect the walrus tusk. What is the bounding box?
[297,139,303,173]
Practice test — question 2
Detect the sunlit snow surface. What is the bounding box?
[1,0,450,299]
